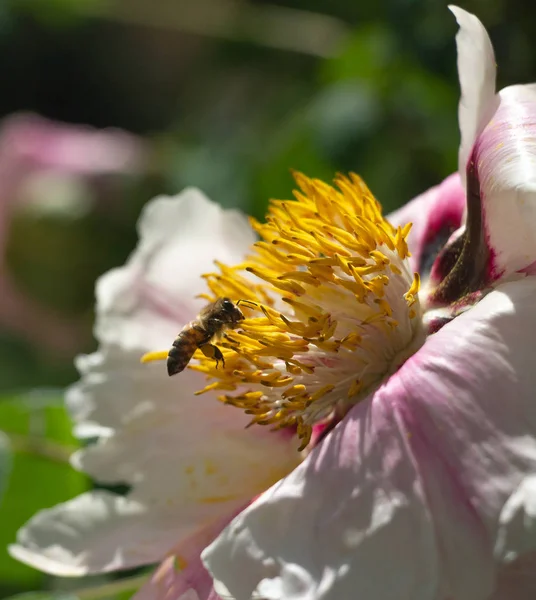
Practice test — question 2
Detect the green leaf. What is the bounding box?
[0,392,90,588]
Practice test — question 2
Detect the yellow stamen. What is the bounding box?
[141,350,168,363]
[348,379,363,398]
[404,272,421,307]
[144,172,422,451]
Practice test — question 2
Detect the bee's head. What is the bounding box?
[220,297,245,325]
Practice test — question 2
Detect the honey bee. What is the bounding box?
[167,297,245,376]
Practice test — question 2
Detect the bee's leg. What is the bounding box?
[200,344,225,369]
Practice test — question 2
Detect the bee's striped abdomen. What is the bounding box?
[167,325,209,376]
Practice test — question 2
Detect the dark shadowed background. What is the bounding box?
[0,0,531,598]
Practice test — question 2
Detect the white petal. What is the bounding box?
[95,188,255,350]
[473,85,536,278]
[16,344,299,576]
[203,400,440,600]
[9,491,175,576]
[68,347,299,496]
[203,278,536,600]
[495,475,536,563]
[9,491,247,579]
[449,5,499,180]
[13,188,300,577]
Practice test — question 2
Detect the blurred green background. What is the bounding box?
[0,0,532,598]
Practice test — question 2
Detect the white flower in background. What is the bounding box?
[8,5,536,600]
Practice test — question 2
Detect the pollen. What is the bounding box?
[145,172,423,451]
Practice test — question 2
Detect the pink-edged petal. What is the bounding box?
[136,557,246,600]
[134,556,218,600]
[387,173,465,273]
[203,278,536,600]
[204,400,439,600]
[473,84,536,279]
[96,187,255,350]
[133,511,242,600]
[449,5,499,179]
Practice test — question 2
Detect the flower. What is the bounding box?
[9,6,536,600]
[131,170,468,600]
[0,113,146,355]
[140,171,423,450]
[200,7,536,600]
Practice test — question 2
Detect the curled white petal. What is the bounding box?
[450,5,499,180]
[9,492,161,576]
[95,187,255,350]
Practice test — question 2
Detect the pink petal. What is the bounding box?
[133,513,240,600]
[0,112,144,355]
[473,85,536,279]
[387,173,465,274]
[135,556,220,600]
[203,277,536,600]
[0,112,146,176]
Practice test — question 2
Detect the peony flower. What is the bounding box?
[9,5,536,600]
[201,7,536,600]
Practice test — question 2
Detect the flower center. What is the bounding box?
[145,172,423,450]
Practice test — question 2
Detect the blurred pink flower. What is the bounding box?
[0,113,146,355]
[0,112,145,178]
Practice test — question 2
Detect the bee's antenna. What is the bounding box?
[236,299,256,308]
